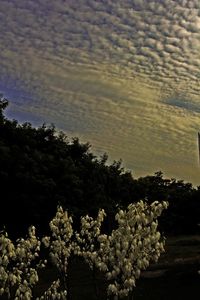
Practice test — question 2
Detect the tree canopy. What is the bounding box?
[0,98,199,237]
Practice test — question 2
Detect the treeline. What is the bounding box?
[0,98,199,237]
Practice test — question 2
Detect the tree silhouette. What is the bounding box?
[0,98,199,237]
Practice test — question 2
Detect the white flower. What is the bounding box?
[0,201,168,300]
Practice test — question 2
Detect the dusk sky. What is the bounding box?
[0,0,200,185]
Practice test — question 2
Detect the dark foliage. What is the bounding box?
[0,98,199,237]
[133,171,200,235]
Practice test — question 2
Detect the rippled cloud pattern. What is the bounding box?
[0,0,200,184]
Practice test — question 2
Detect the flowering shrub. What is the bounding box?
[41,206,73,299]
[0,226,46,299]
[0,200,168,299]
[75,200,168,298]
[73,208,106,266]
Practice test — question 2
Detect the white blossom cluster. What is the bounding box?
[41,206,73,299]
[36,279,67,300]
[43,207,73,273]
[75,200,168,298]
[0,226,45,299]
[0,201,168,299]
[73,208,106,268]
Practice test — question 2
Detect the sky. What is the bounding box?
[0,0,200,186]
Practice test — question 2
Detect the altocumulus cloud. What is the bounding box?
[0,0,200,185]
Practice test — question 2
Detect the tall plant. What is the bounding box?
[0,200,168,299]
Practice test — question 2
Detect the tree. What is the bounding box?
[0,101,135,238]
[0,99,199,237]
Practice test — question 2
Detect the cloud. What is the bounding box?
[0,0,200,185]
